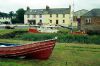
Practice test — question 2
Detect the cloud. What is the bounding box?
[0,0,100,13]
[75,0,100,11]
[0,0,69,13]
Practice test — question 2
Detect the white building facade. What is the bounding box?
[24,6,77,27]
[0,17,11,24]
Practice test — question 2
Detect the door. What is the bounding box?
[28,20,36,25]
[56,20,58,24]
[33,20,36,25]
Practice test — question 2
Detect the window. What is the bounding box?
[63,20,65,23]
[56,14,58,17]
[63,14,65,18]
[27,14,30,18]
[50,14,52,17]
[85,18,91,24]
[86,19,88,23]
[50,20,52,23]
[39,14,42,18]
[40,20,42,22]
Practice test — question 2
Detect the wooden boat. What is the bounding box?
[0,38,57,60]
[28,25,59,33]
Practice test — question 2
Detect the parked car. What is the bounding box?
[5,25,15,29]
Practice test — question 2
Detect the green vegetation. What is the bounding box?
[58,28,70,34]
[0,29,27,38]
[0,29,27,35]
[16,33,100,44]
[0,30,14,35]
[12,8,25,24]
[0,39,32,44]
[0,29,100,44]
[0,40,100,66]
[0,29,100,66]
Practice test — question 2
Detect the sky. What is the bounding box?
[0,0,100,13]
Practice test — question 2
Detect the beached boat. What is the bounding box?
[29,25,59,33]
[0,38,57,60]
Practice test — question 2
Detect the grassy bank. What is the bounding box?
[16,33,100,44]
[0,41,100,66]
[0,29,100,44]
[0,29,27,35]
[0,39,32,44]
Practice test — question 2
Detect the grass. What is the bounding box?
[16,33,100,44]
[0,39,32,44]
[0,29,100,44]
[0,29,14,35]
[0,39,100,66]
[0,29,100,66]
[0,29,27,35]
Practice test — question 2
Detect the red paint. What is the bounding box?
[30,49,52,60]
[71,31,86,35]
[28,28,39,33]
[0,39,56,60]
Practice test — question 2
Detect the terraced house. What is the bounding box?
[0,17,11,24]
[24,6,77,27]
[81,9,100,33]
[0,12,11,24]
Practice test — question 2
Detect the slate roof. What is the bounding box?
[0,12,10,17]
[82,9,100,17]
[25,8,70,15]
[74,9,88,16]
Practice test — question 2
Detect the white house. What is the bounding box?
[24,6,77,27]
[0,16,11,24]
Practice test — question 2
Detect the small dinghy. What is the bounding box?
[0,37,57,60]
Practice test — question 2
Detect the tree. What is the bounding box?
[16,8,25,24]
[11,18,19,24]
[9,11,14,19]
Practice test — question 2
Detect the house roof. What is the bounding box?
[74,9,88,16]
[25,8,70,15]
[82,9,100,17]
[0,12,10,17]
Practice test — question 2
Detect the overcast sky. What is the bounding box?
[0,0,100,13]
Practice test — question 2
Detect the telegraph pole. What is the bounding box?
[70,0,74,33]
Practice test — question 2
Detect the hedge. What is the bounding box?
[16,33,100,44]
[0,29,100,44]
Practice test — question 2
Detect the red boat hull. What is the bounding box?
[0,39,56,60]
[29,28,39,33]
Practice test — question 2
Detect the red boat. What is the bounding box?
[0,38,57,60]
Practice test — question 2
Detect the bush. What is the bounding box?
[16,33,100,44]
[0,30,27,39]
[87,30,100,35]
[0,29,100,44]
[58,28,70,34]
[17,33,57,41]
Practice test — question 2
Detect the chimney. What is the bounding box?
[46,5,50,10]
[69,5,71,10]
[69,5,71,13]
[27,6,30,11]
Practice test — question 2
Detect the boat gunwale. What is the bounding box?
[0,37,57,48]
